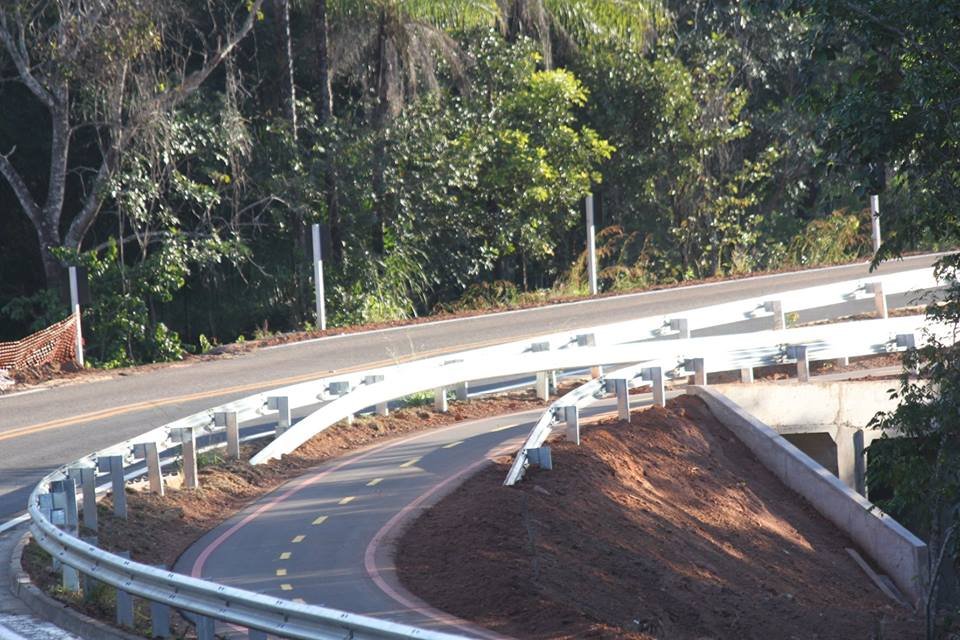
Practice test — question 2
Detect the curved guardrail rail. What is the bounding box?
[24,267,940,639]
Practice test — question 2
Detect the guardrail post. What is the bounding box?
[670,318,690,340]
[434,387,448,412]
[868,282,888,319]
[215,411,241,459]
[328,381,354,424]
[897,333,919,375]
[133,442,165,497]
[149,597,171,638]
[688,358,706,385]
[267,396,292,436]
[195,614,216,640]
[644,367,666,407]
[80,535,99,597]
[248,629,268,640]
[177,428,199,490]
[765,300,786,330]
[364,375,389,416]
[115,551,134,628]
[98,455,127,518]
[612,378,630,420]
[740,367,754,384]
[531,341,551,400]
[455,381,469,401]
[564,406,580,445]
[577,333,603,378]
[67,465,98,531]
[527,447,552,470]
[534,372,549,401]
[789,345,810,382]
[52,478,81,592]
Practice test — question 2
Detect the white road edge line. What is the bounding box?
[262,254,944,351]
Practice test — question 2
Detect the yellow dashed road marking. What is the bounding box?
[312,516,328,525]
[399,457,421,468]
[442,440,463,448]
[276,568,287,577]
[292,535,305,543]
[338,496,355,505]
[366,477,383,486]
[491,423,519,432]
[279,552,291,560]
[280,583,293,591]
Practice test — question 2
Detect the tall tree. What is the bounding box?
[0,0,266,288]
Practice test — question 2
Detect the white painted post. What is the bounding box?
[312,223,327,331]
[564,406,580,445]
[434,387,448,412]
[585,194,598,295]
[68,266,84,367]
[870,194,881,253]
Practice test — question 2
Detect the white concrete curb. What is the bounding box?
[687,385,928,609]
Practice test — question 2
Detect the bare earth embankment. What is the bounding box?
[396,396,921,639]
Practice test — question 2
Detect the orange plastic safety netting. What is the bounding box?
[0,311,79,372]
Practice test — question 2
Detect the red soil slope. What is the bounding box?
[396,396,920,639]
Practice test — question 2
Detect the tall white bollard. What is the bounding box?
[68,266,84,367]
[312,223,327,331]
[870,194,881,253]
[585,194,598,295]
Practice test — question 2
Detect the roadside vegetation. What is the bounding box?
[2,1,949,368]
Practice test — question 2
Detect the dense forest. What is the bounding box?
[0,1,955,366]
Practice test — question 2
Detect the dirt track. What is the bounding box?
[396,396,921,639]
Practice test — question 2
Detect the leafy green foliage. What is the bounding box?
[870,257,960,634]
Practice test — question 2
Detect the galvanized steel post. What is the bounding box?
[215,411,241,459]
[98,455,127,518]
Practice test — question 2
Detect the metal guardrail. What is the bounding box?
[25,267,941,639]
[501,314,948,485]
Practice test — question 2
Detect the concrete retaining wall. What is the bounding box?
[708,380,898,430]
[687,385,928,608]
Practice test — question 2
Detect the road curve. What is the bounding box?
[175,397,640,637]
[0,254,938,521]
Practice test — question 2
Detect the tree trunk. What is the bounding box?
[370,10,391,256]
[278,0,297,140]
[313,0,342,264]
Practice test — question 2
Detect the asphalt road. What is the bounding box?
[175,396,635,638]
[0,254,939,521]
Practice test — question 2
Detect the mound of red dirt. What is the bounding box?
[396,395,920,639]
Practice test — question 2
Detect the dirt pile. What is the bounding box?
[396,396,921,639]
